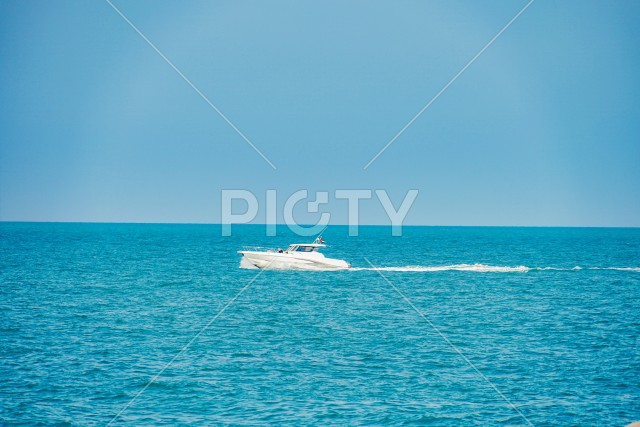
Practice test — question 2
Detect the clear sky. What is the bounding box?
[1,0,639,226]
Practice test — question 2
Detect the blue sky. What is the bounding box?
[1,0,639,226]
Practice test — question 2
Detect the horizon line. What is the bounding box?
[1,220,638,229]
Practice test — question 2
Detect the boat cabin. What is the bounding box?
[286,243,325,253]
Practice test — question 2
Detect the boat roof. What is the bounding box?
[288,243,326,247]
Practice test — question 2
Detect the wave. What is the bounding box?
[239,258,259,270]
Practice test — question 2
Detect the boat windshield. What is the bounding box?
[287,245,319,252]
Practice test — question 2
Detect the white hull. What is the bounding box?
[238,250,350,270]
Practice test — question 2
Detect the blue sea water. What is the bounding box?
[1,223,639,426]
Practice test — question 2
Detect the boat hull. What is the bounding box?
[238,251,350,270]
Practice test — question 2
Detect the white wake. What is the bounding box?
[351,263,530,273]
[351,265,640,273]
[240,259,640,273]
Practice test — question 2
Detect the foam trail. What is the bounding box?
[351,263,530,273]
[353,265,640,273]
[589,267,640,272]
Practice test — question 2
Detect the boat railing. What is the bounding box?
[241,246,277,252]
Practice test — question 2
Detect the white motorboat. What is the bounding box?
[238,238,350,270]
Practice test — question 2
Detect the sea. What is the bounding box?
[1,223,639,426]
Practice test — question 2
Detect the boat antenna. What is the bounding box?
[312,224,329,244]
